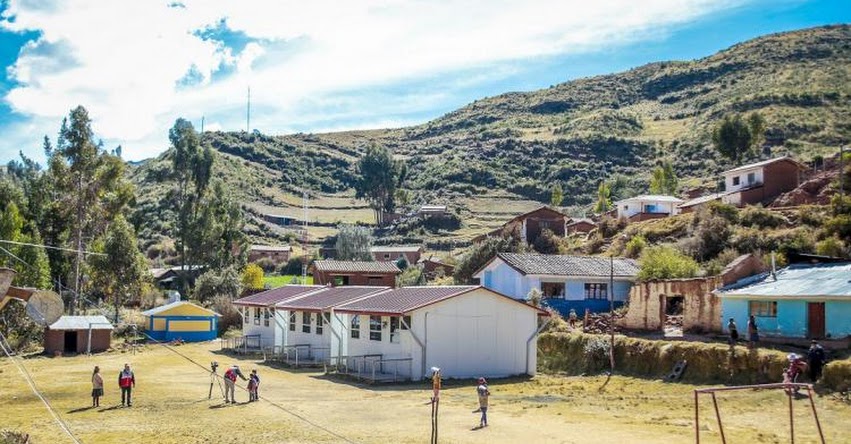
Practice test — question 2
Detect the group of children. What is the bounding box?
[222,364,261,403]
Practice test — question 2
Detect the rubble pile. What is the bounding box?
[582,312,624,334]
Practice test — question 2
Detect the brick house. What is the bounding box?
[370,245,423,265]
[248,245,292,265]
[719,157,807,207]
[565,218,596,234]
[44,316,113,355]
[472,206,571,245]
[311,260,401,287]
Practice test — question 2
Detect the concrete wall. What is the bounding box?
[239,306,279,348]
[286,310,333,360]
[619,278,722,332]
[724,167,764,193]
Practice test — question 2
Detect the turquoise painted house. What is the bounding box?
[473,253,639,314]
[716,262,851,340]
[142,301,220,342]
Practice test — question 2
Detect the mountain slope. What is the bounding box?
[131,25,851,251]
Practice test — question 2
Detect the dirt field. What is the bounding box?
[1,342,849,443]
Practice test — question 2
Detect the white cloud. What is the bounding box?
[0,0,744,161]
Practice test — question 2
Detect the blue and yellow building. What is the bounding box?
[142,301,220,342]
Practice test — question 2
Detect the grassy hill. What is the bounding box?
[130,25,851,254]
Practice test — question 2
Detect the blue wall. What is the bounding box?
[721,299,851,339]
[146,315,218,342]
[543,298,624,316]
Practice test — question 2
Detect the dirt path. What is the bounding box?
[1,342,848,443]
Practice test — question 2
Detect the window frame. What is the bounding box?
[400,315,411,330]
[732,176,740,186]
[351,315,361,339]
[302,312,311,333]
[315,312,324,335]
[288,311,296,332]
[747,172,756,184]
[263,308,271,327]
[243,307,249,323]
[369,315,382,341]
[584,283,609,300]
[748,301,777,318]
[390,316,400,343]
[254,307,261,325]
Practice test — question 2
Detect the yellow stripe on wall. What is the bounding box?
[168,320,212,332]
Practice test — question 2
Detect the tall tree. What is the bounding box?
[335,224,373,261]
[649,160,678,195]
[594,181,613,213]
[87,215,148,323]
[550,183,564,207]
[354,144,402,226]
[712,112,766,164]
[0,201,51,289]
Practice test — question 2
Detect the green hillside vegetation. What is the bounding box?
[130,25,851,250]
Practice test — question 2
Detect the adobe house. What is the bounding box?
[311,260,401,287]
[248,245,292,265]
[472,206,571,245]
[44,316,114,355]
[618,254,765,333]
[418,255,455,279]
[720,157,807,206]
[565,218,596,234]
[370,245,423,265]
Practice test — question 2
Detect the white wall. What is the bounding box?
[617,200,679,219]
[239,306,278,348]
[724,167,763,192]
[477,259,537,300]
[286,310,333,360]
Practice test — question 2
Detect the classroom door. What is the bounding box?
[807,302,825,339]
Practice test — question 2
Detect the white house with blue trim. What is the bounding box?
[715,262,851,340]
[473,253,639,314]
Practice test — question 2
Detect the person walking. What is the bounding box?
[747,315,759,349]
[118,363,135,407]
[568,309,578,329]
[91,366,103,407]
[807,340,826,382]
[476,377,490,428]
[248,369,260,402]
[223,365,247,404]
[727,318,739,347]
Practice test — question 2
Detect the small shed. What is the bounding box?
[142,301,220,342]
[45,316,114,355]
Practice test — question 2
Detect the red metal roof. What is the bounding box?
[312,260,401,274]
[233,285,324,307]
[334,286,477,315]
[276,286,389,311]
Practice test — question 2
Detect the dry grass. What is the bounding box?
[1,342,849,444]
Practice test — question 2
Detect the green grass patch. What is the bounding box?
[263,274,313,288]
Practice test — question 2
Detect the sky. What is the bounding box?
[0,0,848,163]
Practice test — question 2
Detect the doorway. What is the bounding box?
[64,331,78,353]
[807,302,825,339]
[664,296,684,337]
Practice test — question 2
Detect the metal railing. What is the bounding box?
[220,335,262,355]
[263,344,331,367]
[328,354,412,383]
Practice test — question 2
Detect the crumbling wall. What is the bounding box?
[619,277,722,333]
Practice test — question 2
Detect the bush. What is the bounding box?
[211,295,241,336]
[690,215,733,261]
[398,267,424,286]
[815,236,846,257]
[623,235,646,258]
[0,430,30,444]
[706,201,739,223]
[454,234,524,284]
[194,266,242,302]
[598,216,626,238]
[241,264,264,291]
[821,358,851,392]
[638,246,699,280]
[253,257,278,273]
[532,228,561,254]
[279,256,307,275]
[739,205,787,229]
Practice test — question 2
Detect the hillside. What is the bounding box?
[130,25,851,254]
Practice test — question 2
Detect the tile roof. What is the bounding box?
[334,286,479,315]
[141,301,220,317]
[276,286,389,311]
[615,194,684,204]
[722,156,806,175]
[494,253,640,277]
[370,245,423,253]
[312,260,402,274]
[49,316,113,330]
[233,285,324,306]
[716,262,851,298]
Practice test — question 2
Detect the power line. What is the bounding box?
[0,331,83,444]
[0,239,107,256]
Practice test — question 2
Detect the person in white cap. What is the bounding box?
[223,365,247,404]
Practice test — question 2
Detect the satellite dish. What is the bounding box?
[25,290,64,326]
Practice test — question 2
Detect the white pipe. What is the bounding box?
[526,317,551,375]
[330,310,346,364]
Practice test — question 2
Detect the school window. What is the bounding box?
[584,283,608,300]
[351,315,361,339]
[302,312,311,333]
[369,315,382,341]
[243,307,249,323]
[400,315,411,330]
[747,172,756,184]
[316,312,324,334]
[390,316,400,343]
[732,176,740,186]
[263,308,270,327]
[289,311,296,331]
[749,301,777,317]
[254,307,261,325]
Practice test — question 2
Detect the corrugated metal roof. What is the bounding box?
[233,285,324,306]
[615,194,685,204]
[370,245,423,253]
[49,316,113,330]
[717,262,851,298]
[141,301,220,317]
[722,156,805,175]
[312,260,401,274]
[335,286,478,314]
[494,253,639,278]
[276,286,390,311]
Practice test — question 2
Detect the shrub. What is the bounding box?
[638,246,700,280]
[598,216,626,238]
[623,235,646,258]
[454,234,524,284]
[707,201,739,223]
[398,267,423,286]
[815,236,846,258]
[739,205,787,229]
[253,257,278,273]
[691,215,733,261]
[279,257,307,275]
[241,264,264,290]
[194,266,242,302]
[211,295,241,336]
[532,228,561,254]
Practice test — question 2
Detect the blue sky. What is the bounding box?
[0,0,848,163]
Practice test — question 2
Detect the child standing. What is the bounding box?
[248,369,260,402]
[91,366,103,407]
[476,377,490,428]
